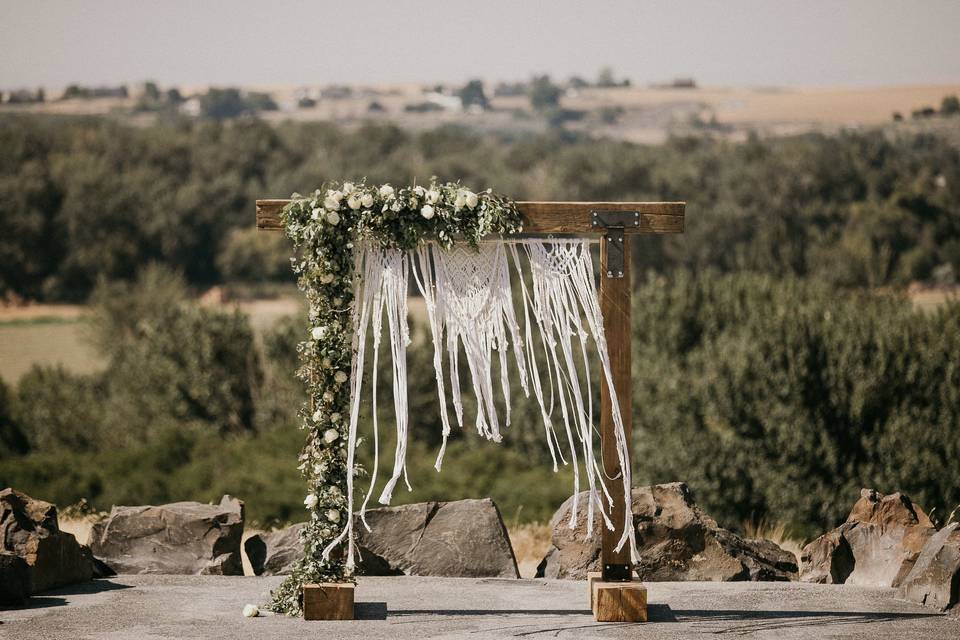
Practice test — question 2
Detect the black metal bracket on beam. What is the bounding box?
[602,563,633,582]
[591,211,640,278]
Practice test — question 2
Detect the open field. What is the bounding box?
[5,83,960,143]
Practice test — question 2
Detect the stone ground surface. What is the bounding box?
[1,576,957,640]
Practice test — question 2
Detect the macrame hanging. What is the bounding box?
[330,238,636,569]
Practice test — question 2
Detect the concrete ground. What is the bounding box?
[1,576,957,640]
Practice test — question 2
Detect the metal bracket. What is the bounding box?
[602,563,633,582]
[591,211,639,278]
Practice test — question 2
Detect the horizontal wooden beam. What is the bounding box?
[256,199,684,235]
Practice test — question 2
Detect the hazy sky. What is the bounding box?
[3,0,960,90]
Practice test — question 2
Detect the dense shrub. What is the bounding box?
[2,115,958,301]
[632,271,960,537]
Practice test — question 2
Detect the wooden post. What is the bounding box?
[599,235,632,581]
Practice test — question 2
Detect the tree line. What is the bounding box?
[2,113,959,302]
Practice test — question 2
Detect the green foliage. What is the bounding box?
[457,80,489,110]
[199,88,276,119]
[216,227,292,283]
[632,271,960,538]
[529,75,563,112]
[12,366,106,452]
[942,95,960,116]
[2,115,959,302]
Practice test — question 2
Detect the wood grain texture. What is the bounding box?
[600,236,632,578]
[256,200,684,234]
[303,583,354,621]
[592,582,648,622]
[587,571,603,609]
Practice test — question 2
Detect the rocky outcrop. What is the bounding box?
[897,522,960,612]
[536,482,798,581]
[0,551,30,605]
[252,498,519,578]
[0,488,94,594]
[356,498,519,578]
[800,489,935,588]
[89,495,244,575]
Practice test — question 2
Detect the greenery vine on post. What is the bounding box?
[270,179,523,616]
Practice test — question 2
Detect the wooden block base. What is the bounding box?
[587,571,603,609]
[591,581,647,622]
[303,583,354,620]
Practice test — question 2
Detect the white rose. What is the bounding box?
[454,194,466,210]
[323,391,334,402]
[360,193,374,208]
[322,357,332,368]
[465,191,479,209]
[379,184,394,198]
[326,509,341,523]
[330,412,341,423]
[313,462,325,476]
[421,204,435,220]
[328,486,342,498]
[342,182,355,194]
[312,409,322,421]
[334,371,348,384]
[323,428,339,443]
[326,211,340,225]
[311,207,322,220]
[311,326,326,340]
[426,190,440,204]
[414,185,425,196]
[304,494,319,509]
[242,604,260,618]
[323,196,340,211]
[347,195,361,210]
[390,201,401,212]
[329,190,343,202]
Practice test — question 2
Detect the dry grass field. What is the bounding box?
[7,83,960,144]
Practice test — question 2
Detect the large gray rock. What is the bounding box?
[800,489,935,587]
[253,498,519,578]
[246,523,306,576]
[89,495,244,575]
[0,550,30,605]
[536,482,797,581]
[897,522,960,612]
[356,498,518,578]
[0,488,93,594]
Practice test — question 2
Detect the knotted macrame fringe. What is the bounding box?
[336,239,637,568]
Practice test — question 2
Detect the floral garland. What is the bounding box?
[269,179,523,616]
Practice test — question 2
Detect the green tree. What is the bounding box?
[529,75,562,112]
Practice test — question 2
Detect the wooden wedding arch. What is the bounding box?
[256,198,685,622]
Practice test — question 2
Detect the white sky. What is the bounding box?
[2,0,960,90]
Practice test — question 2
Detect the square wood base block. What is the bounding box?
[591,581,647,622]
[303,583,354,620]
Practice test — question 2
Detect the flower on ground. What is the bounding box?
[243,604,260,618]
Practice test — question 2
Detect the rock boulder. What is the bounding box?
[0,488,93,594]
[89,495,244,575]
[897,522,960,612]
[536,482,798,581]
[253,498,519,578]
[0,551,30,605]
[800,489,935,587]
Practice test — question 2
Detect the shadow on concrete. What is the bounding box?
[668,608,943,634]
[2,579,134,612]
[388,608,593,617]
